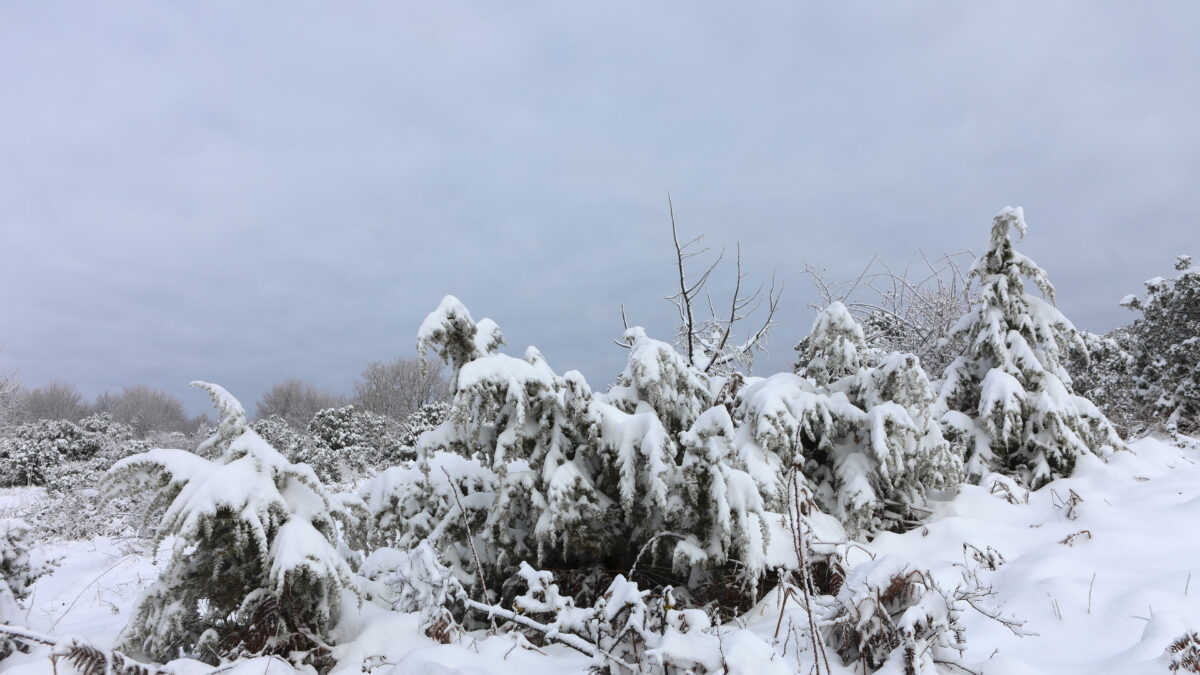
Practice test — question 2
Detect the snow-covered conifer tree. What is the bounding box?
[858,353,962,511]
[103,382,354,667]
[794,301,871,386]
[938,207,1123,486]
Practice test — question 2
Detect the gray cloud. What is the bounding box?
[2,1,1197,414]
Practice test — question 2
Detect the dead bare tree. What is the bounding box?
[253,378,345,429]
[18,380,86,422]
[354,357,450,422]
[661,194,782,376]
[803,249,975,377]
[0,360,21,428]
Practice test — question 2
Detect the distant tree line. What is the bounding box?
[0,356,451,492]
[5,381,203,435]
[253,357,449,430]
[0,356,449,436]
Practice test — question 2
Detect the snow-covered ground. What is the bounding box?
[3,436,1198,674]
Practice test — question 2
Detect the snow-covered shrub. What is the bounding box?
[359,541,465,643]
[819,556,967,674]
[79,412,134,439]
[0,435,50,487]
[371,297,770,607]
[251,414,314,461]
[0,418,106,486]
[393,400,449,460]
[1119,254,1200,434]
[358,452,497,586]
[307,405,386,453]
[743,304,961,535]
[0,519,49,605]
[1070,327,1146,436]
[606,325,715,436]
[496,562,789,674]
[103,382,355,669]
[794,300,873,385]
[1,519,52,658]
[675,406,770,597]
[416,295,505,390]
[29,436,152,542]
[303,405,396,482]
[938,207,1123,487]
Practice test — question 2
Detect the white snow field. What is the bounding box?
[2,435,1198,674]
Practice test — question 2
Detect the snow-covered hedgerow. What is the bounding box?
[938,207,1124,487]
[102,382,356,669]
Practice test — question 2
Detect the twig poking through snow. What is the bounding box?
[628,530,684,579]
[1088,573,1096,614]
[441,466,490,604]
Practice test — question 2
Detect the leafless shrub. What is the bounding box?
[95,385,192,437]
[0,358,21,428]
[804,249,976,376]
[654,195,782,376]
[253,378,345,429]
[354,357,450,421]
[17,380,87,423]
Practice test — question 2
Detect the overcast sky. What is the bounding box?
[2,2,1198,416]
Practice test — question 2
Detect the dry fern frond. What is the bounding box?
[1169,632,1200,673]
[1058,530,1092,546]
[963,543,1005,571]
[55,642,166,675]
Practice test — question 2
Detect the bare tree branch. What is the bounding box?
[657,197,782,375]
[802,250,975,376]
